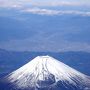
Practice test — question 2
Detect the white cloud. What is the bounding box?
[0,0,90,8]
[22,8,90,16]
[0,1,22,8]
[31,1,87,7]
[22,8,60,15]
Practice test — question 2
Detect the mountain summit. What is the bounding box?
[0,56,90,90]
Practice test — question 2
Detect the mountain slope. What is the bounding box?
[0,56,90,90]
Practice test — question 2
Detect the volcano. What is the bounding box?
[0,56,90,90]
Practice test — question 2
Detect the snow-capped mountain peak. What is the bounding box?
[4,56,90,89]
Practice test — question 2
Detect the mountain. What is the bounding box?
[0,49,90,78]
[0,56,90,90]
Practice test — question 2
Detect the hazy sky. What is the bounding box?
[0,0,90,52]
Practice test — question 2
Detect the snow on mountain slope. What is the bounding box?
[3,56,90,90]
